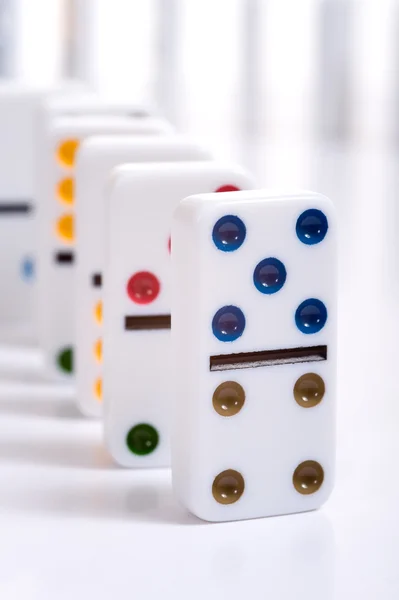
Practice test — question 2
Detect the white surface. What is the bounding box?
[172,190,336,521]
[0,144,397,597]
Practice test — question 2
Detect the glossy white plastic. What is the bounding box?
[171,190,337,521]
[37,114,172,380]
[103,162,255,467]
[75,135,212,417]
[0,81,86,343]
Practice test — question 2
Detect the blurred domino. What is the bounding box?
[103,162,254,467]
[35,95,157,331]
[75,135,212,417]
[0,81,86,344]
[37,114,172,381]
[171,190,337,521]
[39,94,154,123]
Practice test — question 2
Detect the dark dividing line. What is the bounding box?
[0,202,33,214]
[92,273,102,287]
[55,251,74,264]
[129,111,151,118]
[210,345,327,372]
[124,315,171,331]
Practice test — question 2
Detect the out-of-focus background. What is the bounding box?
[0,1,398,598]
[10,0,399,151]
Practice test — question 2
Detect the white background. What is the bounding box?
[0,1,398,598]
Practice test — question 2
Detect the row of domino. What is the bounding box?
[0,82,336,522]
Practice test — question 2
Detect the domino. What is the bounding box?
[171,190,336,521]
[35,96,161,254]
[37,114,172,380]
[39,94,154,123]
[103,162,255,467]
[0,81,87,343]
[75,135,212,417]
